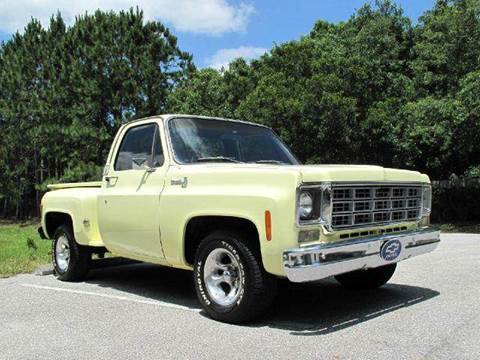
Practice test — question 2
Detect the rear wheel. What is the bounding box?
[194,230,276,323]
[52,225,90,281]
[334,263,397,290]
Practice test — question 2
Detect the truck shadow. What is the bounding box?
[260,278,439,336]
[86,262,439,336]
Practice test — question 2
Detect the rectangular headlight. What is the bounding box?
[297,183,332,226]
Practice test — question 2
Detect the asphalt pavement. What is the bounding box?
[1,233,479,359]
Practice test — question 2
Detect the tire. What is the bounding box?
[194,230,276,323]
[334,263,397,290]
[52,225,90,281]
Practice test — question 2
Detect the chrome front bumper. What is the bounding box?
[283,227,440,283]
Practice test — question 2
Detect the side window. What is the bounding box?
[114,123,164,171]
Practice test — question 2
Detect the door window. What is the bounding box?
[114,123,164,171]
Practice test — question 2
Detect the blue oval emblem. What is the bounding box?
[380,239,402,261]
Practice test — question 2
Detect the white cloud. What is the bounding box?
[206,46,267,69]
[0,0,254,35]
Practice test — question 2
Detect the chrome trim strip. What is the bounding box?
[283,227,440,283]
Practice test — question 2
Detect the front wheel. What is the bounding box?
[334,263,397,290]
[194,230,276,323]
[52,225,90,281]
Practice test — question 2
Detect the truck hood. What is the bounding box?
[178,163,430,184]
[292,165,429,183]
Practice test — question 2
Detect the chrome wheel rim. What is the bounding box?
[55,235,70,272]
[203,248,243,307]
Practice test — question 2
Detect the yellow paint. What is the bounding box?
[41,115,432,277]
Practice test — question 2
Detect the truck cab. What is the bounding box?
[40,114,440,323]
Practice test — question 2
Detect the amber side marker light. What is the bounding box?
[265,210,272,241]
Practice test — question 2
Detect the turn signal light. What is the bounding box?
[265,210,272,241]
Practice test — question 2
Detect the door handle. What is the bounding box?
[105,175,118,183]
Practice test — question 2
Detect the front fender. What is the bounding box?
[159,186,299,276]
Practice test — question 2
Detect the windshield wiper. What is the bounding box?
[255,160,285,164]
[196,156,243,163]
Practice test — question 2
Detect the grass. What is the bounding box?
[435,222,480,233]
[0,221,51,277]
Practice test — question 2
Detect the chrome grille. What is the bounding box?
[331,184,422,229]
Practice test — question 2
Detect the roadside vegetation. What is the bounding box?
[436,223,480,234]
[0,221,50,277]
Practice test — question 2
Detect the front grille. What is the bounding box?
[331,184,422,229]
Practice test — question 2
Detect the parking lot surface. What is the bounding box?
[1,233,479,359]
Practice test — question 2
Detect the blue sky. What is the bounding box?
[0,0,435,69]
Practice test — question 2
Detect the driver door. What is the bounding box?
[98,121,167,261]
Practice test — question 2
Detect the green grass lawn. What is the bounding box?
[0,221,51,277]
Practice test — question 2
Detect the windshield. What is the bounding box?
[168,117,299,165]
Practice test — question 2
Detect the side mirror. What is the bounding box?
[132,157,147,167]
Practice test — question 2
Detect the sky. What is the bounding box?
[0,0,436,69]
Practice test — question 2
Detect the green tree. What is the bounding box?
[167,58,257,118]
[456,70,480,173]
[330,0,415,164]
[0,9,192,219]
[412,0,480,96]
[167,68,227,116]
[236,38,358,163]
[64,8,193,163]
[396,97,466,178]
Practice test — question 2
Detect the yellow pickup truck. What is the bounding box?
[39,114,440,323]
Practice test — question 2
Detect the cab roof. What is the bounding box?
[122,114,271,130]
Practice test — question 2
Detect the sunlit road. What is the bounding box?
[1,234,479,359]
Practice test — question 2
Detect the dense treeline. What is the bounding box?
[1,0,480,219]
[0,9,193,218]
[168,0,480,179]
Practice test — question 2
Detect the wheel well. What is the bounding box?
[45,212,73,238]
[184,216,261,265]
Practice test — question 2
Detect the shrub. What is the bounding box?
[431,178,480,222]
